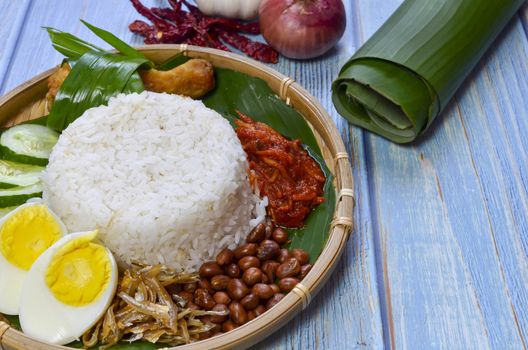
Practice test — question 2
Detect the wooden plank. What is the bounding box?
[519,3,528,34]
[456,18,528,346]
[255,0,385,348]
[0,1,385,349]
[0,0,31,90]
[356,0,528,348]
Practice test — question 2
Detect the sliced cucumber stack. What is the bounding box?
[0,183,43,208]
[0,124,58,208]
[0,160,44,189]
[0,124,59,166]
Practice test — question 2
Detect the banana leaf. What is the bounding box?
[80,20,150,62]
[332,0,525,143]
[45,22,149,62]
[47,51,148,131]
[44,27,103,60]
[46,22,152,131]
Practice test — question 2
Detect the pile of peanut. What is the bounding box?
[173,221,312,339]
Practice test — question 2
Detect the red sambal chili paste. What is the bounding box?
[235,112,325,228]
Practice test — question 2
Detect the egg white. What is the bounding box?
[0,253,26,315]
[19,231,118,345]
[0,202,67,315]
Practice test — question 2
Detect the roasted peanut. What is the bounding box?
[264,222,274,239]
[227,278,249,300]
[216,248,234,266]
[198,278,215,294]
[209,303,229,323]
[257,240,280,261]
[238,256,260,271]
[222,319,236,332]
[166,283,182,295]
[242,267,263,286]
[292,248,310,265]
[226,263,241,278]
[261,260,280,282]
[176,291,194,303]
[211,275,230,291]
[278,277,300,292]
[254,304,267,317]
[198,329,215,340]
[194,288,215,310]
[272,228,289,245]
[276,258,301,279]
[247,310,257,321]
[266,293,284,309]
[269,284,280,294]
[213,291,231,305]
[240,293,260,310]
[246,223,266,243]
[200,315,213,325]
[234,243,258,259]
[229,301,248,326]
[251,283,274,300]
[299,264,312,279]
[187,301,200,311]
[278,248,292,263]
[199,261,224,278]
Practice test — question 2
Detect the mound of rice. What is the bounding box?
[43,91,266,272]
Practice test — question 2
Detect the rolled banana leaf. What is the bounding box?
[332,0,525,143]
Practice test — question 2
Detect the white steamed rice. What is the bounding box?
[42,91,266,272]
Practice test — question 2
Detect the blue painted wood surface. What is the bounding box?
[0,1,527,349]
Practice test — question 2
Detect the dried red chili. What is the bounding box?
[219,31,279,64]
[129,0,279,64]
[234,112,325,228]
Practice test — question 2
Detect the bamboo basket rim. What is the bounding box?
[0,44,354,350]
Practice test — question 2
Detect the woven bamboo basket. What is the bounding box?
[0,45,354,350]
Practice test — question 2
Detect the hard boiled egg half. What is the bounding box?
[19,230,118,345]
[0,202,67,315]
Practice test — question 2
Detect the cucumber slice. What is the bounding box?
[0,160,44,189]
[0,183,43,208]
[0,125,59,165]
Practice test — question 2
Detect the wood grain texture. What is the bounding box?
[0,0,30,91]
[0,1,384,349]
[356,0,528,349]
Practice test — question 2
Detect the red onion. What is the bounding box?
[259,0,346,59]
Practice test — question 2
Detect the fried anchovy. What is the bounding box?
[82,263,211,348]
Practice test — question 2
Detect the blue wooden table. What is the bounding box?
[1,1,527,349]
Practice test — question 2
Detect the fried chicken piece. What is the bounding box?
[139,59,215,99]
[46,62,71,106]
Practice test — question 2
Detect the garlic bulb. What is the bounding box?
[195,0,262,20]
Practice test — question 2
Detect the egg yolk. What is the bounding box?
[45,231,111,307]
[0,204,62,270]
